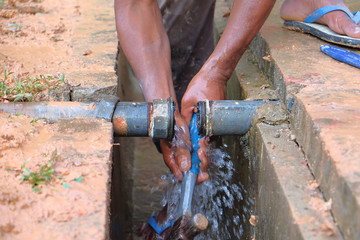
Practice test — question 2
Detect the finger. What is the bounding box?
[160,140,183,181]
[198,138,209,172]
[174,111,192,147]
[199,136,209,148]
[342,17,360,38]
[174,145,191,172]
[196,171,209,183]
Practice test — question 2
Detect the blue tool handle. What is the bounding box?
[320,45,360,69]
[189,113,201,175]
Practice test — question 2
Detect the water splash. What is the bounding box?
[154,144,252,239]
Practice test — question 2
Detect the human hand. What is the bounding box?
[181,70,227,124]
[180,70,228,183]
[160,110,191,181]
[159,110,210,183]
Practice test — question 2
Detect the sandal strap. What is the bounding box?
[304,6,360,24]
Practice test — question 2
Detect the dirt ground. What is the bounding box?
[0,0,81,79]
[0,0,116,102]
[0,1,113,239]
[0,112,113,239]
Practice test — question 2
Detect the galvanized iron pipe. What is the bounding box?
[112,98,175,139]
[197,100,265,136]
[0,98,175,139]
[0,101,116,122]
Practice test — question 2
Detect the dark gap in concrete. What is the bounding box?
[110,138,135,240]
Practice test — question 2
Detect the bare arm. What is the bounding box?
[181,0,276,123]
[114,0,176,102]
[115,0,197,181]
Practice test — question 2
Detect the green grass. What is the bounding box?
[1,69,66,102]
[6,149,84,192]
[30,117,41,124]
[19,149,61,192]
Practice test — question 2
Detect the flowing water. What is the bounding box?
[148,139,253,239]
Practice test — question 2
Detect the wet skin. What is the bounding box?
[114,0,359,183]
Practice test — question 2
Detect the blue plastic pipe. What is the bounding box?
[178,113,201,217]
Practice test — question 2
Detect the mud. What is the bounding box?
[0,112,113,239]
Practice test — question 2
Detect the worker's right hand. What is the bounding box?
[180,68,228,183]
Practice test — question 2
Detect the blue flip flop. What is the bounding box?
[284,6,360,48]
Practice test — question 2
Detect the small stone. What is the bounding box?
[320,220,336,236]
[308,182,319,191]
[262,55,271,62]
[83,50,92,56]
[323,199,332,212]
[249,215,257,226]
[222,8,231,18]
[0,9,17,19]
[270,144,275,149]
[274,130,280,138]
[50,35,63,42]
[260,84,271,90]
[290,134,296,141]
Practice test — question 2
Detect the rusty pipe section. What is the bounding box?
[0,98,175,139]
[197,100,265,136]
[112,98,174,139]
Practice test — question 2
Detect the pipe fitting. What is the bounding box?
[149,98,175,140]
[197,100,265,136]
[112,98,174,139]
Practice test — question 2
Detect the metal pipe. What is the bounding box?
[112,98,175,139]
[0,98,175,139]
[197,100,265,136]
[0,101,116,121]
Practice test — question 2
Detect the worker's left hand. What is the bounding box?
[180,69,228,183]
[159,110,192,182]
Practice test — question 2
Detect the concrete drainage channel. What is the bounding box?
[0,48,340,239]
[108,43,342,239]
[0,0,349,239]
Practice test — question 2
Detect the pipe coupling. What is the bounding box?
[113,98,174,139]
[150,98,175,140]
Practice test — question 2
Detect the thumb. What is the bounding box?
[181,103,196,126]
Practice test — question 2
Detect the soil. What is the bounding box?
[0,112,112,239]
[0,0,116,98]
[0,0,80,79]
[0,1,114,239]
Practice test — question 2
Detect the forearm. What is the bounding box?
[114,0,176,102]
[201,0,276,82]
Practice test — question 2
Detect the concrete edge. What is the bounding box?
[214,1,342,239]
[250,122,342,239]
[247,27,359,240]
[291,97,360,239]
